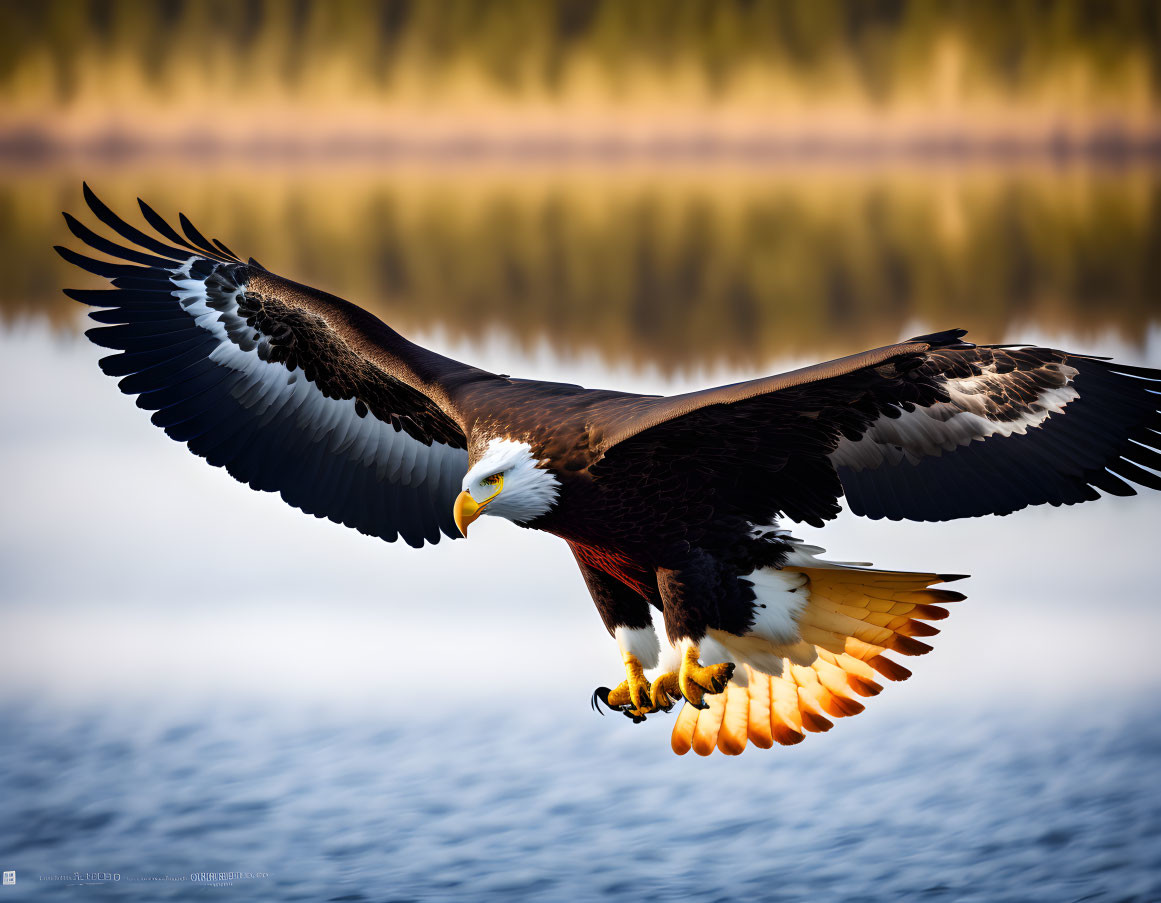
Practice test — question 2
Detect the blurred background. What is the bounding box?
[1,2,1159,900]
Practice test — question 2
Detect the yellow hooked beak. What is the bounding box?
[453,491,482,537]
[454,474,503,537]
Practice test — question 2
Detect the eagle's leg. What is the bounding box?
[647,671,680,710]
[571,551,665,721]
[591,626,666,721]
[675,642,734,709]
[654,562,739,708]
[601,651,655,721]
[637,644,733,711]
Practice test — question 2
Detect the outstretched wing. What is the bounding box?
[829,338,1161,521]
[593,329,1161,526]
[57,184,487,547]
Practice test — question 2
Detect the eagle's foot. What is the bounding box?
[678,643,735,709]
[648,671,680,711]
[590,652,655,722]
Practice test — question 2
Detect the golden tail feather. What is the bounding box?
[670,567,964,756]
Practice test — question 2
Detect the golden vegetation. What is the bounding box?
[1,0,1158,151]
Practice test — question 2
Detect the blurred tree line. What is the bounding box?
[1,0,1157,122]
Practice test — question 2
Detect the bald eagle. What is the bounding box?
[58,185,1161,756]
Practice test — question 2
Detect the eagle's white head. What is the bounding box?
[454,438,560,535]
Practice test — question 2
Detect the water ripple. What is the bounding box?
[0,700,1158,901]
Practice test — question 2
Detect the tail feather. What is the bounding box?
[745,673,775,749]
[770,674,807,743]
[717,686,750,755]
[671,703,699,755]
[868,655,912,682]
[819,649,883,696]
[692,697,725,756]
[671,566,964,756]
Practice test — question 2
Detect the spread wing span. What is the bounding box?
[597,330,1161,525]
[57,184,474,547]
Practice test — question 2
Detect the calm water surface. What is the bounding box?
[1,700,1160,901]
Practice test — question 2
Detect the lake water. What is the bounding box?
[1,698,1160,902]
[1,165,1159,900]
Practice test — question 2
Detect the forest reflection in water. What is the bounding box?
[3,164,1158,373]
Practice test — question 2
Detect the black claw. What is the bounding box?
[592,686,631,716]
[703,663,736,694]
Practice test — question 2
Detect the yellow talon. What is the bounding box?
[649,672,680,710]
[599,651,655,719]
[599,647,733,714]
[598,648,732,719]
[622,650,654,717]
[678,643,734,709]
[604,681,631,709]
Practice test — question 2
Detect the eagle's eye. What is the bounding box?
[475,472,504,503]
